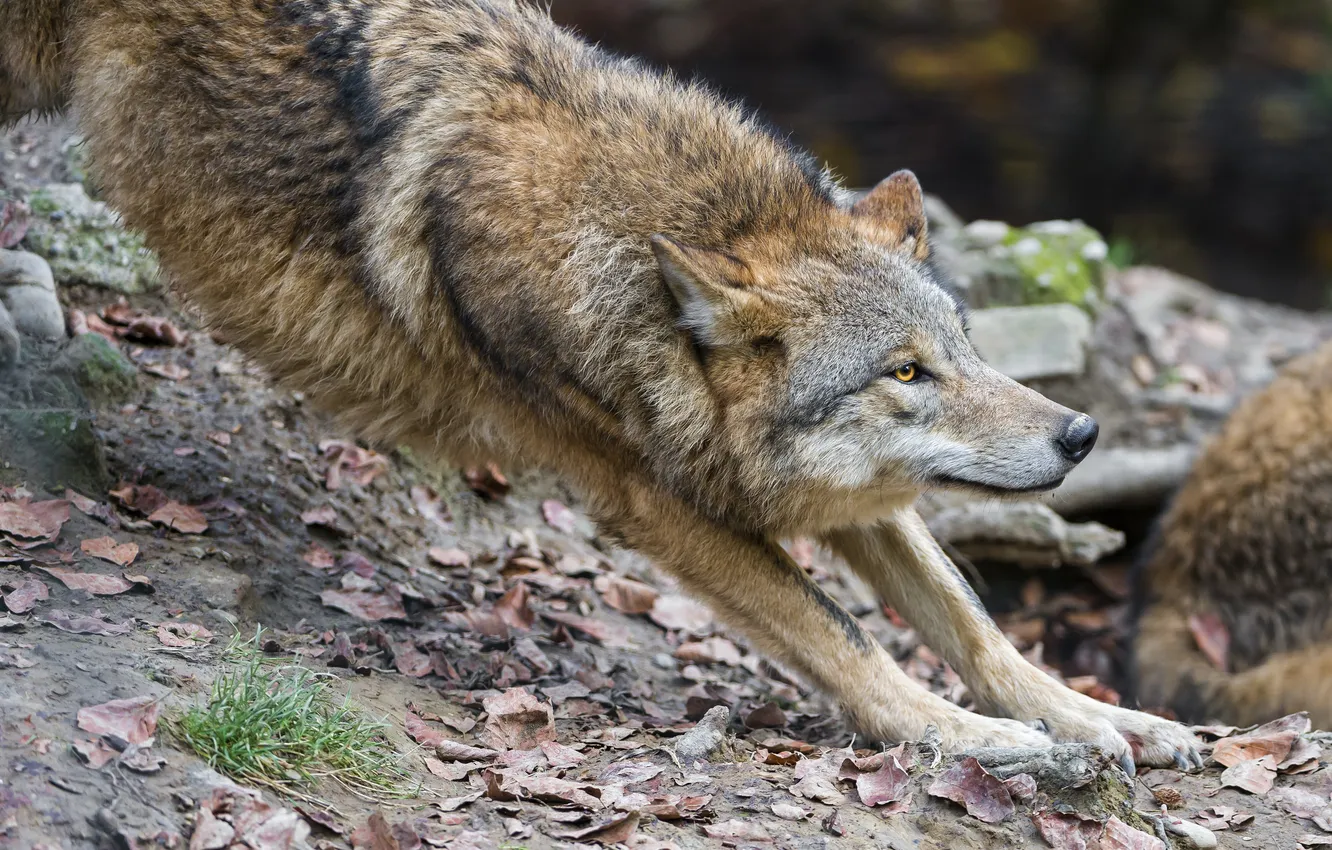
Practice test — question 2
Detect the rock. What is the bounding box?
[922,497,1125,569]
[20,183,159,293]
[0,408,109,493]
[967,303,1093,381]
[0,305,18,368]
[933,218,1107,309]
[0,250,65,340]
[53,333,138,407]
[1161,816,1218,849]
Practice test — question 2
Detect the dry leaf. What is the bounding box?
[1031,810,1104,850]
[789,747,850,805]
[72,737,119,768]
[156,622,213,647]
[1220,755,1278,795]
[540,499,579,534]
[303,545,336,570]
[3,578,49,614]
[319,589,408,621]
[928,757,1015,823]
[555,811,639,844]
[771,802,809,820]
[36,608,131,635]
[743,702,787,730]
[494,582,535,631]
[543,610,630,647]
[1101,816,1166,850]
[109,484,168,515]
[857,754,911,808]
[675,637,741,666]
[427,547,469,568]
[649,595,712,633]
[140,361,190,381]
[463,464,509,500]
[391,641,432,678]
[147,501,208,534]
[598,575,659,615]
[1213,714,1309,767]
[319,440,389,490]
[38,566,134,596]
[540,740,586,768]
[77,695,160,745]
[703,819,772,843]
[80,536,139,567]
[481,688,556,751]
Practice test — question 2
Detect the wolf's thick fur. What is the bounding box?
[1131,341,1332,727]
[3,0,1199,768]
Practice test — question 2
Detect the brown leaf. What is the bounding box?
[928,757,1015,824]
[148,501,208,534]
[391,641,432,677]
[156,622,213,647]
[433,739,499,764]
[649,594,712,633]
[857,754,911,808]
[743,702,787,730]
[77,695,160,745]
[541,499,579,534]
[319,440,389,490]
[35,608,131,635]
[303,544,336,570]
[463,464,509,500]
[0,199,30,249]
[319,589,408,621]
[3,578,49,614]
[494,582,534,631]
[1213,713,1310,767]
[1004,773,1037,803]
[72,737,119,768]
[1279,737,1323,773]
[122,315,186,346]
[1220,755,1277,795]
[300,504,344,531]
[513,638,552,675]
[771,802,810,821]
[0,502,53,539]
[1101,816,1166,850]
[556,811,639,845]
[675,637,741,666]
[140,361,190,381]
[1188,612,1230,672]
[108,484,168,515]
[540,740,586,768]
[1031,810,1104,850]
[427,546,469,568]
[80,536,139,567]
[543,610,630,647]
[703,819,772,843]
[481,688,556,750]
[597,575,659,615]
[38,566,134,596]
[789,747,850,805]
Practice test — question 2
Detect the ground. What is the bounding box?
[5,118,1332,850]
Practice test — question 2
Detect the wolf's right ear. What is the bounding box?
[651,234,761,347]
[853,170,930,261]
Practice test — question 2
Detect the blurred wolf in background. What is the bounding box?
[2,0,1199,770]
[1132,341,1332,727]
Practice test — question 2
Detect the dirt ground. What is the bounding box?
[5,117,1332,850]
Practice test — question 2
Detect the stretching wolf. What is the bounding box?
[2,0,1199,770]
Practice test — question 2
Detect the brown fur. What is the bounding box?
[1,0,1200,768]
[1132,341,1332,727]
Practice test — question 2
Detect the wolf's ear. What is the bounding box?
[853,169,930,261]
[651,234,761,347]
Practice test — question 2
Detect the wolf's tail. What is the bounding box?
[1131,600,1332,729]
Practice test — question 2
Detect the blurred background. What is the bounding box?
[550,0,1332,309]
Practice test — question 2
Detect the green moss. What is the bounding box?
[22,184,160,293]
[52,334,138,407]
[998,220,1106,310]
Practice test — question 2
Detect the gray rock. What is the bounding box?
[52,333,138,407]
[0,304,18,368]
[21,183,159,293]
[0,250,64,340]
[922,497,1125,569]
[968,303,1093,382]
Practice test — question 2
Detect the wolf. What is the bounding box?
[1131,340,1332,727]
[2,0,1199,770]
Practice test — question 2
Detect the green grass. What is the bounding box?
[168,630,415,800]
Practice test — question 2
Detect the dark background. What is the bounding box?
[550,0,1332,309]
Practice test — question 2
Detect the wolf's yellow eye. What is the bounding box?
[893,363,918,383]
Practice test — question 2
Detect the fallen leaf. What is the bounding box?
[789,747,850,805]
[320,440,389,490]
[543,610,630,647]
[541,499,579,534]
[0,198,30,249]
[857,754,911,808]
[72,738,119,769]
[80,536,139,567]
[1220,755,1278,795]
[121,746,167,774]
[1031,810,1104,850]
[597,575,659,615]
[1188,612,1229,672]
[437,791,484,813]
[771,802,810,820]
[1101,816,1166,850]
[108,484,168,515]
[675,636,741,666]
[3,578,49,614]
[463,464,509,500]
[303,544,336,570]
[484,769,603,809]
[140,361,190,381]
[1004,773,1038,803]
[38,566,134,596]
[36,608,131,635]
[494,582,534,631]
[77,695,160,745]
[703,819,772,843]
[1279,737,1323,773]
[555,811,639,844]
[482,688,556,750]
[540,740,586,768]
[600,761,664,785]
[541,681,591,704]
[319,589,407,621]
[123,315,186,346]
[1213,714,1309,767]
[743,702,787,729]
[148,501,208,534]
[928,757,1015,823]
[300,505,344,531]
[649,595,712,633]
[427,546,469,568]
[391,641,432,678]
[156,622,214,647]
[0,502,55,539]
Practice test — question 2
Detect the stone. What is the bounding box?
[0,305,18,368]
[0,408,109,493]
[0,250,64,340]
[968,303,1092,382]
[933,217,1107,309]
[52,333,138,407]
[20,183,159,293]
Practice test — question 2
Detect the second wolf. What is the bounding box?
[1,0,1199,768]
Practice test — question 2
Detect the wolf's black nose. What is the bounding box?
[1057,414,1099,462]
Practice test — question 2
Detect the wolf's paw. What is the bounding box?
[933,711,1053,751]
[1038,701,1202,775]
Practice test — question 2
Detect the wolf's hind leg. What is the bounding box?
[824,510,1202,774]
[601,486,1050,751]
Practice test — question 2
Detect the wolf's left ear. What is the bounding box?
[651,234,761,348]
[853,169,930,261]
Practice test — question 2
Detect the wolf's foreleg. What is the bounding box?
[600,485,1050,751]
[824,509,1202,773]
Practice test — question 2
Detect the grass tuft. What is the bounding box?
[168,629,415,799]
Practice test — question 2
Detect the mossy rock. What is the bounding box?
[948,219,1109,311]
[0,408,109,493]
[52,333,138,408]
[22,183,160,293]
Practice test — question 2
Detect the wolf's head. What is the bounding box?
[653,170,1096,520]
